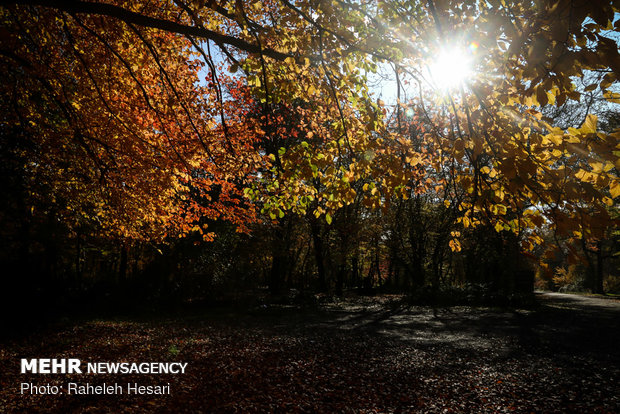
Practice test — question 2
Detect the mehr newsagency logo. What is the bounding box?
[20,358,187,396]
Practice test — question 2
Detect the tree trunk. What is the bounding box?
[594,241,604,294]
[335,264,345,296]
[75,231,82,284]
[352,254,360,288]
[119,243,128,284]
[269,225,285,295]
[310,218,327,292]
[269,254,283,295]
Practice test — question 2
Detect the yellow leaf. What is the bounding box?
[462,216,470,228]
[547,134,563,146]
[582,114,597,134]
[603,91,620,104]
[449,239,462,252]
[610,181,620,199]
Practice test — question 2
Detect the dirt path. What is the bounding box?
[537,291,620,310]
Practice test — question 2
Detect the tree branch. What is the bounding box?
[3,0,294,61]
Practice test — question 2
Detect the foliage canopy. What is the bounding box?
[1,0,619,266]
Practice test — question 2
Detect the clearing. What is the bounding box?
[1,292,618,413]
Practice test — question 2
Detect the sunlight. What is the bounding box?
[428,45,475,91]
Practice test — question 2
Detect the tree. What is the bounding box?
[2,0,619,294]
[1,2,262,243]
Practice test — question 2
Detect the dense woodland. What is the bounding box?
[1,0,619,321]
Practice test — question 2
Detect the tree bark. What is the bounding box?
[269,225,285,295]
[119,242,128,283]
[310,218,327,292]
[594,241,604,294]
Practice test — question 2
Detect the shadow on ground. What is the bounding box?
[1,292,618,413]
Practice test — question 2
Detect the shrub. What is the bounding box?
[552,265,583,292]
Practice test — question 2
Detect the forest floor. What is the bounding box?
[1,292,618,413]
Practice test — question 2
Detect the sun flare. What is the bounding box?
[428,46,474,91]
